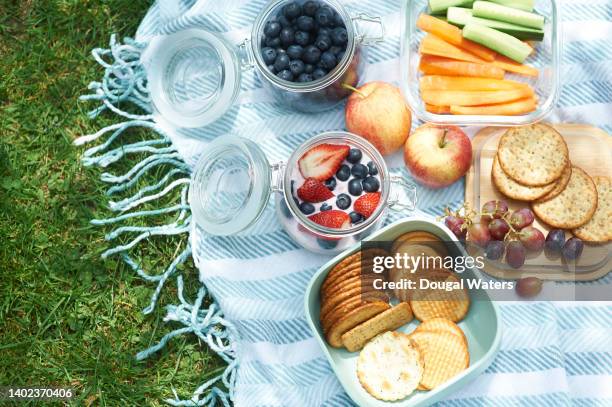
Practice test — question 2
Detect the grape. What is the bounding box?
[485,240,505,260]
[510,208,535,230]
[545,229,565,256]
[562,237,584,261]
[467,223,491,248]
[520,226,545,252]
[505,241,526,269]
[445,216,466,240]
[488,219,510,241]
[516,277,542,298]
[481,200,509,221]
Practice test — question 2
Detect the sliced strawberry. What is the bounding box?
[297,178,334,203]
[354,192,381,219]
[298,143,350,181]
[308,210,351,229]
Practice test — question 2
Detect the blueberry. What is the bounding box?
[319,51,337,70]
[333,11,344,27]
[348,179,363,196]
[351,163,368,179]
[323,177,336,191]
[277,14,292,28]
[261,47,277,65]
[280,27,295,46]
[294,31,310,46]
[362,176,380,192]
[347,148,362,164]
[273,53,290,71]
[331,27,348,45]
[329,45,342,56]
[276,69,294,81]
[276,47,286,54]
[315,6,334,27]
[264,21,282,38]
[317,238,338,249]
[302,45,321,64]
[312,68,327,80]
[297,15,315,32]
[289,59,305,76]
[299,201,315,214]
[320,202,332,211]
[267,64,276,73]
[314,35,331,51]
[265,36,282,48]
[283,2,301,19]
[303,1,319,16]
[318,27,331,37]
[286,45,303,59]
[304,63,314,74]
[336,50,345,62]
[336,193,351,210]
[367,161,378,175]
[297,73,313,82]
[349,211,364,224]
[336,164,350,181]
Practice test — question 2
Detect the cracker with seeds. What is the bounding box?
[532,167,598,229]
[498,124,569,186]
[573,176,612,242]
[492,154,556,201]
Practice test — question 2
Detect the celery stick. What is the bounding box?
[473,1,544,29]
[463,23,533,63]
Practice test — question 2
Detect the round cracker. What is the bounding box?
[414,317,467,346]
[326,301,390,347]
[534,163,572,202]
[321,260,378,294]
[322,291,389,332]
[410,273,470,322]
[573,176,612,242]
[357,331,423,401]
[532,167,598,229]
[409,331,469,390]
[492,154,556,201]
[321,249,387,292]
[391,231,442,253]
[498,124,569,186]
[322,273,378,300]
[320,284,378,321]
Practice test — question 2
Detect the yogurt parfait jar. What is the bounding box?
[145,0,385,129]
[189,132,417,254]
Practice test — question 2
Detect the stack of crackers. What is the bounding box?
[492,123,611,241]
[318,232,472,401]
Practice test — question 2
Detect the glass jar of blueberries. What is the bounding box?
[145,0,384,129]
[251,0,384,112]
[189,132,417,254]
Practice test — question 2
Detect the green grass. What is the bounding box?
[0,1,224,405]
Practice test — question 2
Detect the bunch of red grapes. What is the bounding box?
[444,200,584,269]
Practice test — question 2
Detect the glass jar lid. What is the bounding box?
[147,29,241,128]
[189,136,271,236]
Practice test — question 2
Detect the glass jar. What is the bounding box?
[144,1,384,129]
[189,132,417,254]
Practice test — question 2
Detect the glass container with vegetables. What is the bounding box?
[400,0,560,126]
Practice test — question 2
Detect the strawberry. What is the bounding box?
[308,210,351,229]
[298,143,350,181]
[297,178,334,203]
[354,192,381,219]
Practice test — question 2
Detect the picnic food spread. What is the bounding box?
[317,232,472,401]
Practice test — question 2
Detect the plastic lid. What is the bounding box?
[147,29,241,128]
[189,136,271,236]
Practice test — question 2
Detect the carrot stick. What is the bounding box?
[419,34,486,64]
[419,75,529,91]
[421,87,535,106]
[416,14,496,61]
[419,55,505,79]
[450,97,537,115]
[425,103,451,114]
[492,55,539,77]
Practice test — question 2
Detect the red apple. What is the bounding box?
[345,81,411,155]
[404,124,472,189]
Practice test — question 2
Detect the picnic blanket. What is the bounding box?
[76,0,612,405]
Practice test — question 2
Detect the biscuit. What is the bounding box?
[326,302,390,348]
[573,176,612,242]
[492,154,556,201]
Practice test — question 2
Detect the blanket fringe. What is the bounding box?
[76,34,237,406]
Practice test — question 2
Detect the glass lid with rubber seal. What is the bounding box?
[145,29,242,129]
[189,136,273,236]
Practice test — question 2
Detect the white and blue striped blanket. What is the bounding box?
[135,0,612,405]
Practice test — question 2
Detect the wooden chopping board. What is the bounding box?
[465,123,612,281]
